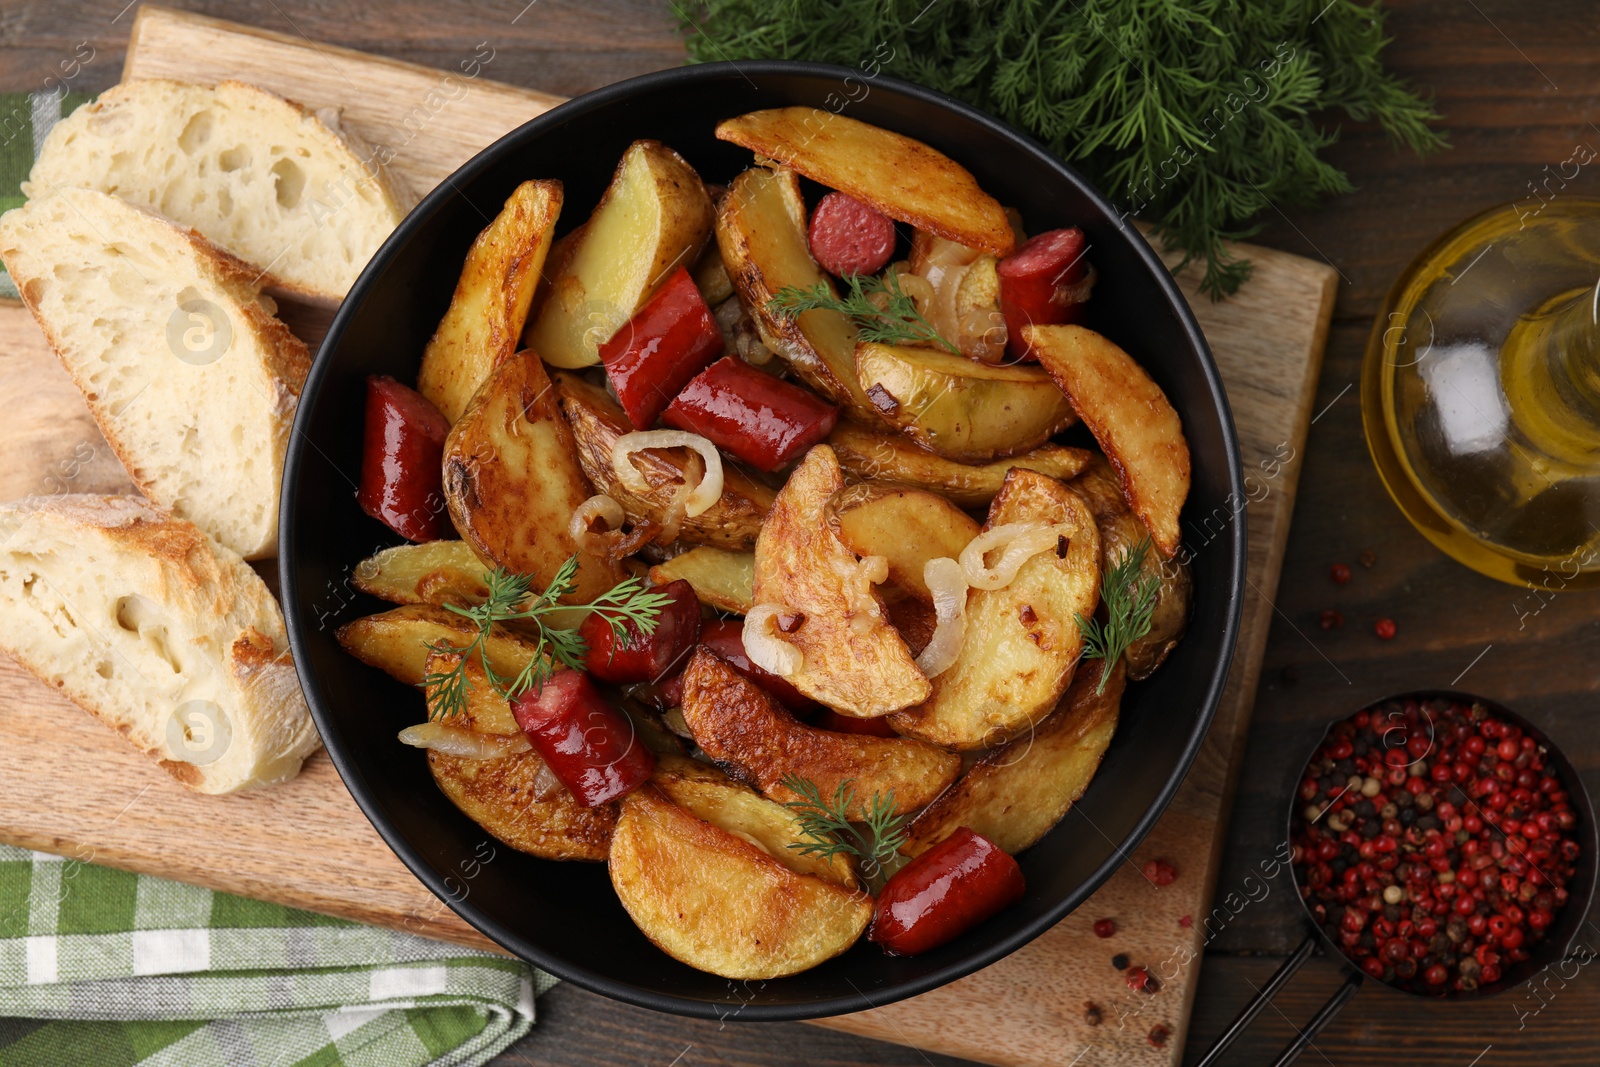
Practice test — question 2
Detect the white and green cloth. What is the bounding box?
[0,844,550,1066]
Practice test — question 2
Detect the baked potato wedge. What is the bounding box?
[648,546,754,614]
[889,469,1100,749]
[716,109,1014,257]
[554,372,774,550]
[716,166,877,420]
[442,351,624,602]
[430,748,617,861]
[855,342,1076,462]
[1071,455,1192,680]
[679,648,959,817]
[751,446,930,717]
[422,651,618,861]
[353,540,490,608]
[524,140,714,369]
[336,604,541,687]
[901,660,1124,857]
[1025,324,1190,558]
[609,778,871,978]
[417,180,562,422]
[828,420,1090,508]
[648,754,856,887]
[832,483,979,602]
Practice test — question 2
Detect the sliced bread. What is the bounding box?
[23,78,413,303]
[0,187,309,560]
[0,495,320,793]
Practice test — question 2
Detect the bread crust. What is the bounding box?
[0,494,320,793]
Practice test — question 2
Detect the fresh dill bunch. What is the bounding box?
[1075,536,1161,693]
[780,772,908,879]
[769,270,959,353]
[680,0,1445,298]
[423,557,673,719]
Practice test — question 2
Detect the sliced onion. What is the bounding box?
[398,722,531,760]
[611,430,724,517]
[656,450,703,544]
[960,522,1076,590]
[959,306,1007,364]
[1056,262,1098,307]
[742,604,805,677]
[916,556,969,677]
[530,758,566,800]
[568,493,624,547]
[846,554,889,635]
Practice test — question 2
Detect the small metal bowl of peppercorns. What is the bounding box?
[1195,691,1596,1066]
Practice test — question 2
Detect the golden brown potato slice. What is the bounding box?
[832,483,979,602]
[716,109,1014,257]
[828,420,1090,509]
[1071,455,1192,680]
[716,166,878,421]
[609,783,872,979]
[554,372,774,550]
[648,546,754,614]
[889,469,1100,749]
[420,651,617,862]
[855,342,1076,462]
[336,604,541,687]
[430,750,617,861]
[442,351,624,602]
[902,660,1124,857]
[648,754,856,887]
[417,180,562,423]
[1025,324,1190,558]
[679,648,959,817]
[524,141,713,369]
[752,446,930,717]
[353,540,490,608]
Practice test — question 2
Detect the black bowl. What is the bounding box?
[280,61,1245,1020]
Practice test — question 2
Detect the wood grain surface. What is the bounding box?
[0,3,1594,1066]
[0,12,1334,1064]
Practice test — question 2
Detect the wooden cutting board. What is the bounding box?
[0,8,1336,1064]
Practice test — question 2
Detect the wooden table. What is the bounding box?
[2,2,1596,1064]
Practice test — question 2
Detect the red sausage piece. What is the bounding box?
[871,827,1026,955]
[809,192,897,278]
[512,670,655,807]
[698,619,817,714]
[357,375,452,542]
[996,227,1091,361]
[598,265,724,429]
[579,579,702,684]
[662,357,838,472]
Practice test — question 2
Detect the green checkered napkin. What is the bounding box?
[0,89,96,299]
[0,843,550,1066]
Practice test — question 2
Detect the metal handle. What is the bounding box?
[1191,933,1363,1067]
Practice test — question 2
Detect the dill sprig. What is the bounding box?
[781,772,908,879]
[682,0,1446,298]
[423,556,673,719]
[1075,536,1161,694]
[769,270,959,354]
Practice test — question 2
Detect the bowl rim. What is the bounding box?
[281,58,1247,1021]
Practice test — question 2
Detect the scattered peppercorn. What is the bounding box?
[1083,1001,1102,1026]
[1111,953,1130,971]
[1331,562,1352,584]
[1374,617,1397,640]
[1093,917,1116,938]
[1320,609,1343,630]
[1148,1024,1170,1048]
[1178,914,1193,928]
[1126,967,1153,992]
[1292,696,1580,995]
[1359,549,1378,568]
[1143,859,1177,886]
